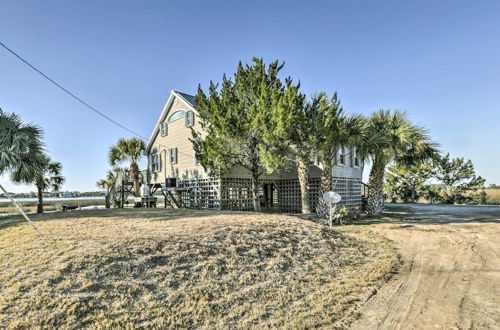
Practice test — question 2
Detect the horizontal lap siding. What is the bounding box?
[149,97,207,184]
[145,95,363,212]
[223,164,324,180]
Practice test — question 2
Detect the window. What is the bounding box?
[160,122,168,136]
[151,152,160,172]
[338,147,346,165]
[195,152,201,165]
[169,148,178,164]
[313,155,321,167]
[185,111,195,127]
[353,148,360,168]
[167,110,185,123]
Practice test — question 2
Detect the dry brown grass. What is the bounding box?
[485,189,500,204]
[0,209,398,329]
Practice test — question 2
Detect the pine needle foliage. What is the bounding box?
[191,58,300,211]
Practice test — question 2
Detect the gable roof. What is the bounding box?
[175,91,196,107]
[146,90,197,152]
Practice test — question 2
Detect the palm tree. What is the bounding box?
[315,93,368,193]
[29,154,65,213]
[97,168,121,209]
[358,110,438,217]
[0,108,44,178]
[9,149,64,214]
[108,138,145,197]
[1,110,65,214]
[0,109,46,233]
[96,168,119,192]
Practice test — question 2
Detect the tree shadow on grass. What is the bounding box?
[0,208,247,232]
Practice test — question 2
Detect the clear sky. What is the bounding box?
[1,0,499,193]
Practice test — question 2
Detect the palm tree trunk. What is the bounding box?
[130,162,140,197]
[297,152,311,213]
[321,155,334,193]
[367,161,386,217]
[37,184,44,214]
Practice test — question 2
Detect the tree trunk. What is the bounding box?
[105,189,110,209]
[130,162,140,197]
[37,184,44,214]
[321,155,334,193]
[251,164,261,212]
[248,135,261,212]
[366,161,386,217]
[298,152,311,213]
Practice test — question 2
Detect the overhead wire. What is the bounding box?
[0,41,195,158]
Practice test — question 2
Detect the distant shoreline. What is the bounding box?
[0,196,105,203]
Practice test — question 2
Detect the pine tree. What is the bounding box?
[433,153,485,203]
[384,163,434,203]
[191,58,298,212]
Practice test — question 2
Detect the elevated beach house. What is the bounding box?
[144,90,363,212]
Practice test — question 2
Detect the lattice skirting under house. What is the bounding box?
[174,176,362,213]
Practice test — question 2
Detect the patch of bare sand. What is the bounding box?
[352,205,500,329]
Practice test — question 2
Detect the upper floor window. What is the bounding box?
[353,148,360,168]
[169,148,178,164]
[338,147,346,166]
[167,110,186,123]
[151,152,160,172]
[160,122,168,136]
[185,111,195,127]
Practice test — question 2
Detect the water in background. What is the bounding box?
[0,196,105,203]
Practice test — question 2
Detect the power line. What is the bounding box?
[0,41,195,157]
[0,41,149,140]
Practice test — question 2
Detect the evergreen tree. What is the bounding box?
[270,92,326,213]
[433,153,485,203]
[384,163,434,203]
[191,58,298,212]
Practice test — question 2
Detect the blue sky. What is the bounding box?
[1,0,499,192]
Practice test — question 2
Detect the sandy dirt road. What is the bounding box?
[352,204,500,329]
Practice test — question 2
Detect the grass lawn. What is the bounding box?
[0,209,398,329]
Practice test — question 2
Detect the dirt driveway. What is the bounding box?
[352,204,500,329]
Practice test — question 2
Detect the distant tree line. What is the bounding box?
[384,153,486,204]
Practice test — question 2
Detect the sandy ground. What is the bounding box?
[352,204,500,330]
